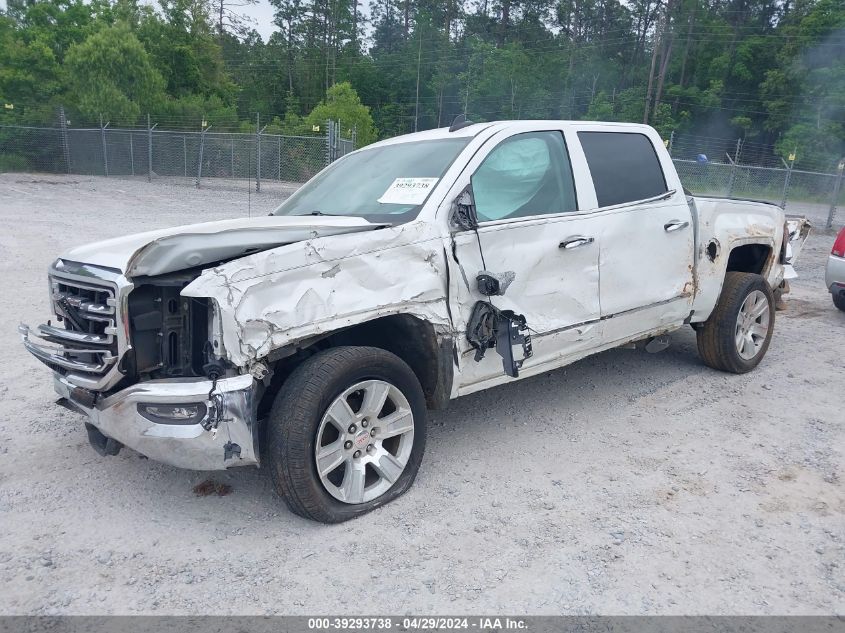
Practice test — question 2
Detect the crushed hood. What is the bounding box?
[60,216,383,277]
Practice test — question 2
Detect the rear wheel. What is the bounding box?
[267,346,426,523]
[833,291,845,312]
[697,272,775,374]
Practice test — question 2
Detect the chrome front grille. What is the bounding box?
[47,275,119,371]
[20,261,133,392]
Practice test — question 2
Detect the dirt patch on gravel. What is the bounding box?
[192,480,234,497]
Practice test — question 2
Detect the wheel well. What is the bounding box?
[258,314,453,419]
[726,244,772,276]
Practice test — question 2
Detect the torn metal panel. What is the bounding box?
[61,216,382,277]
[783,217,812,280]
[690,197,787,322]
[52,372,259,470]
[182,222,453,367]
[476,270,515,296]
[447,212,602,389]
[465,301,532,377]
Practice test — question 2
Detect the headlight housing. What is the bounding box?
[137,403,207,425]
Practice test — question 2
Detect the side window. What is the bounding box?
[577,131,668,207]
[471,131,577,222]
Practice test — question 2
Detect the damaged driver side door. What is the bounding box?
[446,129,603,393]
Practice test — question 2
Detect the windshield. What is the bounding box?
[272,137,472,222]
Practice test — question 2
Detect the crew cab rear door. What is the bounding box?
[574,126,695,342]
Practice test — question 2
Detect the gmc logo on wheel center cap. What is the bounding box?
[354,431,369,449]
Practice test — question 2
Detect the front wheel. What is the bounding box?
[267,346,427,523]
[697,272,775,374]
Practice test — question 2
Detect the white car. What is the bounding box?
[20,119,810,522]
[827,225,845,311]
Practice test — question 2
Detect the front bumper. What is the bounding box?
[53,373,260,470]
[826,254,845,294]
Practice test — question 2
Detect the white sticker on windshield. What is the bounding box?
[377,178,439,205]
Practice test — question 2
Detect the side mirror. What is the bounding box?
[450,185,478,231]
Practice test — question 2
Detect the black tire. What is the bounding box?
[267,346,427,523]
[697,272,775,374]
[834,291,845,312]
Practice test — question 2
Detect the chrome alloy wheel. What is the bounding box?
[314,380,415,504]
[735,289,770,360]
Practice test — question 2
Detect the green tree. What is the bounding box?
[64,23,165,124]
[305,82,377,145]
[1,0,844,168]
[761,0,845,169]
[0,16,62,123]
[156,93,239,129]
[585,91,615,120]
[462,43,552,120]
[11,0,96,62]
[136,0,234,102]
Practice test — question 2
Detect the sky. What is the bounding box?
[238,0,279,40]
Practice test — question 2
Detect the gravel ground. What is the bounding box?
[0,173,843,615]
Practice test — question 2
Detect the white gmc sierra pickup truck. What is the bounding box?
[20,120,810,522]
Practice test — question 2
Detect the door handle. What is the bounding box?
[664,220,690,233]
[559,235,595,250]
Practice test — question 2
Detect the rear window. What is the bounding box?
[577,131,668,207]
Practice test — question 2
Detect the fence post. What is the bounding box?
[183,137,187,177]
[828,159,845,229]
[325,120,332,166]
[147,114,156,182]
[333,120,339,160]
[59,106,70,174]
[335,120,340,157]
[727,138,742,197]
[278,135,282,181]
[100,115,109,177]
[725,152,735,197]
[352,125,357,150]
[256,113,261,193]
[196,123,211,188]
[129,132,135,176]
[668,130,674,157]
[779,157,793,209]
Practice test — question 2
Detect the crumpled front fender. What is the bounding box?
[182,221,452,367]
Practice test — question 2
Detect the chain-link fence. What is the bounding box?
[672,158,844,227]
[2,121,843,226]
[0,125,67,173]
[668,131,845,227]
[0,118,354,192]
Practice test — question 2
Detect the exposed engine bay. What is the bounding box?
[127,272,210,381]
